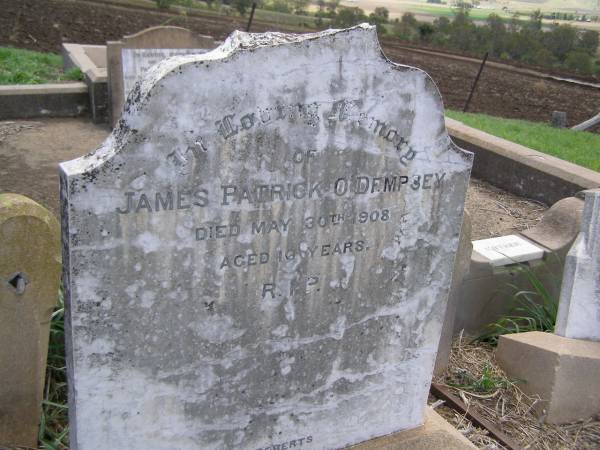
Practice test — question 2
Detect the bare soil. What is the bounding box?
[2,0,600,129]
[0,119,546,238]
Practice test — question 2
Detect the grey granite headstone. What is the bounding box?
[555,189,600,342]
[61,25,472,449]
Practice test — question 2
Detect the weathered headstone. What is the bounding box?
[61,25,472,449]
[107,26,217,126]
[555,189,600,341]
[0,193,61,448]
[434,210,472,376]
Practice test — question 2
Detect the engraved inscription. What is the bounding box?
[116,173,446,214]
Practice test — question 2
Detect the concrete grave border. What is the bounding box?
[447,117,600,206]
[0,83,88,120]
[62,43,108,123]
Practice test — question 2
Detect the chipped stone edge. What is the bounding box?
[59,24,472,178]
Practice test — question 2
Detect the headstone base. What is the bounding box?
[351,408,476,450]
[496,331,600,424]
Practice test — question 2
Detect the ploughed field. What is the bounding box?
[2,0,600,128]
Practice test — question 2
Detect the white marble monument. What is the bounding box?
[60,25,472,449]
[555,189,600,341]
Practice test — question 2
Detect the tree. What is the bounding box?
[369,7,389,26]
[333,7,367,27]
[394,12,419,41]
[523,47,557,67]
[448,9,476,52]
[565,49,593,74]
[233,0,253,15]
[266,0,291,13]
[506,28,543,61]
[544,24,578,61]
[326,0,340,15]
[290,0,309,14]
[433,16,451,34]
[579,30,600,56]
[418,23,435,42]
[373,7,389,21]
[155,0,174,8]
[485,13,507,56]
[528,9,543,31]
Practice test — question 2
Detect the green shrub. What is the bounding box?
[477,263,559,346]
[155,0,174,9]
[565,49,593,75]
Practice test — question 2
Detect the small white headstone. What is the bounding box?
[122,48,209,99]
[472,235,544,266]
[555,189,600,342]
[61,25,472,449]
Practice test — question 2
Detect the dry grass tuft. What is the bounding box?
[432,334,600,449]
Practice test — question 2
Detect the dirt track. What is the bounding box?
[1,0,600,126]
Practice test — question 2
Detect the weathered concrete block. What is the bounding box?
[555,189,600,341]
[61,25,472,449]
[0,194,61,448]
[0,83,88,120]
[496,331,600,424]
[351,407,476,449]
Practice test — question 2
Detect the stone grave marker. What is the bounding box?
[0,193,61,448]
[555,189,600,341]
[107,26,216,126]
[472,234,544,267]
[61,25,472,449]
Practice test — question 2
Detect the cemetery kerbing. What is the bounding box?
[2,1,600,448]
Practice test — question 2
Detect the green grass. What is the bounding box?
[448,362,513,393]
[447,110,600,171]
[0,47,83,85]
[476,262,559,346]
[40,288,69,450]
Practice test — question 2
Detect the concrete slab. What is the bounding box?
[496,331,600,424]
[351,407,477,450]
